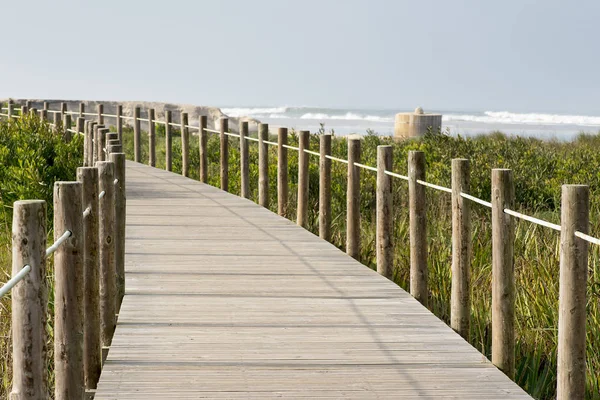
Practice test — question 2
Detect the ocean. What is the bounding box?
[220,106,600,141]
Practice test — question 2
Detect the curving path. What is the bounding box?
[94,161,531,399]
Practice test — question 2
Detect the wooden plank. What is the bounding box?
[94,162,532,399]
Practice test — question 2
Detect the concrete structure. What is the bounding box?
[394,107,442,138]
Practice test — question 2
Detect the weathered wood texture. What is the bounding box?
[220,118,229,191]
[451,158,471,340]
[240,122,250,199]
[11,200,48,400]
[111,153,127,312]
[258,123,269,208]
[346,138,360,259]
[53,181,84,400]
[199,116,208,183]
[148,108,156,167]
[165,111,172,172]
[557,185,589,400]
[133,107,141,163]
[277,128,288,217]
[319,134,332,241]
[77,167,101,391]
[376,145,393,279]
[296,131,309,227]
[94,162,532,400]
[491,168,516,379]
[408,150,427,306]
[97,161,116,353]
[181,112,189,177]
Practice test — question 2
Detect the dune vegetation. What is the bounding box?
[1,109,599,399]
[121,123,600,399]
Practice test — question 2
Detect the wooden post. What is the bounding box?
[133,106,141,162]
[84,122,90,166]
[148,108,156,167]
[77,117,84,136]
[451,159,471,339]
[220,118,229,191]
[319,134,332,241]
[408,151,427,306]
[61,102,67,119]
[96,161,116,360]
[7,99,13,117]
[165,110,172,171]
[21,105,28,115]
[30,107,37,117]
[43,101,49,111]
[240,121,250,198]
[199,115,207,182]
[53,181,84,400]
[347,137,361,259]
[181,112,189,177]
[258,123,269,207]
[106,132,118,143]
[376,145,393,278]
[557,185,589,400]
[110,152,126,312]
[491,168,515,379]
[277,128,288,216]
[98,127,109,162]
[297,130,310,227]
[77,167,101,391]
[40,109,48,121]
[88,122,97,167]
[79,103,84,118]
[108,144,122,154]
[10,200,48,400]
[97,104,104,124]
[26,100,32,110]
[116,104,122,142]
[53,112,61,131]
[63,114,72,141]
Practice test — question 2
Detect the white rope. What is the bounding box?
[416,179,452,194]
[504,208,561,231]
[99,190,106,199]
[46,230,72,257]
[82,206,91,218]
[0,113,8,117]
[354,162,378,172]
[185,124,200,130]
[47,110,61,114]
[121,115,134,120]
[460,192,492,208]
[154,120,165,125]
[225,132,241,138]
[203,128,220,134]
[575,231,600,246]
[168,122,179,127]
[325,155,349,164]
[282,144,300,151]
[245,136,260,142]
[0,265,32,298]
[137,118,149,123]
[114,178,119,185]
[304,149,321,157]
[82,112,97,116]
[101,113,118,118]
[383,170,409,181]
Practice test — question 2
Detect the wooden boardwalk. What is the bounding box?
[94,162,532,399]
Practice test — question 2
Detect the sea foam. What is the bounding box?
[444,111,600,126]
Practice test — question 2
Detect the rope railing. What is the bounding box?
[46,230,72,257]
[3,102,597,398]
[0,265,31,297]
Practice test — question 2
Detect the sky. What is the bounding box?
[1,0,599,114]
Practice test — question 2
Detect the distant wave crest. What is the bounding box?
[221,107,288,117]
[444,111,600,126]
[300,112,393,123]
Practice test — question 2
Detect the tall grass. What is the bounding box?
[0,114,83,398]
[121,124,599,399]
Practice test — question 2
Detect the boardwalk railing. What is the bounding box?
[0,103,126,399]
[0,100,596,399]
